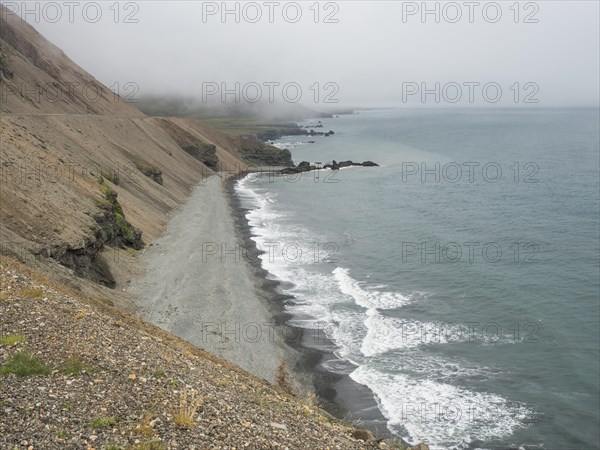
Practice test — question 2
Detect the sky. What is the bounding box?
[2,1,599,109]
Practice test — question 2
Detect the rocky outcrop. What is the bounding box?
[36,180,145,288]
[281,160,379,174]
[136,163,163,185]
[237,143,293,166]
[0,43,13,80]
[37,235,116,288]
[307,129,334,137]
[324,160,380,170]
[182,143,219,170]
[280,161,316,174]
[255,125,308,141]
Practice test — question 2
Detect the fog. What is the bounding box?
[3,1,599,110]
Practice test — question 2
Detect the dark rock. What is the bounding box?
[350,429,375,442]
[361,161,379,167]
[94,205,144,251]
[137,164,163,185]
[255,126,308,142]
[237,142,293,167]
[182,143,218,170]
[37,237,115,288]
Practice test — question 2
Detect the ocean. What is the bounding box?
[234,108,600,449]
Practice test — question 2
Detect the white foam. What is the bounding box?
[351,365,532,449]
[234,174,531,449]
[333,267,413,310]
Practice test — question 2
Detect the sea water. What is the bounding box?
[234,108,600,449]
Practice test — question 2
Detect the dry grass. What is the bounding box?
[275,361,294,394]
[20,288,44,298]
[171,387,203,428]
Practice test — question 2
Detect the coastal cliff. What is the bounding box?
[0,7,422,449]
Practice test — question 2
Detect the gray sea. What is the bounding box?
[235,108,600,449]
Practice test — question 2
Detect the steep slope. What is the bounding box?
[0,7,289,297]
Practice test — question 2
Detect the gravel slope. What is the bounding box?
[0,257,392,449]
[127,175,291,385]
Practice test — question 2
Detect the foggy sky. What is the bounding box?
[3,1,599,109]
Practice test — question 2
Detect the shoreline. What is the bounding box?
[126,174,297,386]
[225,172,396,441]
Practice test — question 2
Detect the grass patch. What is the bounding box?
[151,369,166,378]
[135,161,160,172]
[171,387,203,428]
[56,428,68,439]
[0,293,9,301]
[61,356,94,375]
[1,351,50,377]
[97,297,115,306]
[100,180,115,198]
[0,334,25,346]
[100,170,119,185]
[135,413,157,438]
[89,416,117,430]
[20,288,43,298]
[130,441,165,450]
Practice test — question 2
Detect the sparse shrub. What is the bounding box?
[89,416,116,429]
[1,351,50,377]
[97,297,115,306]
[151,369,166,378]
[20,288,43,298]
[61,356,94,375]
[275,361,293,393]
[171,387,203,428]
[0,334,25,346]
[131,441,165,450]
[135,413,157,437]
[0,293,9,301]
[100,169,120,185]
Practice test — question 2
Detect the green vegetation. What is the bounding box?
[100,170,120,185]
[195,116,288,137]
[151,369,166,378]
[134,161,160,172]
[61,356,94,375]
[98,180,134,240]
[89,416,117,429]
[0,334,25,346]
[1,351,50,377]
[55,428,68,439]
[130,441,165,450]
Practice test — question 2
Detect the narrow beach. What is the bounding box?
[128,174,296,385]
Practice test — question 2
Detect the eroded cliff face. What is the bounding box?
[0,6,290,295]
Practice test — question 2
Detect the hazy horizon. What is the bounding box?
[2,1,599,111]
